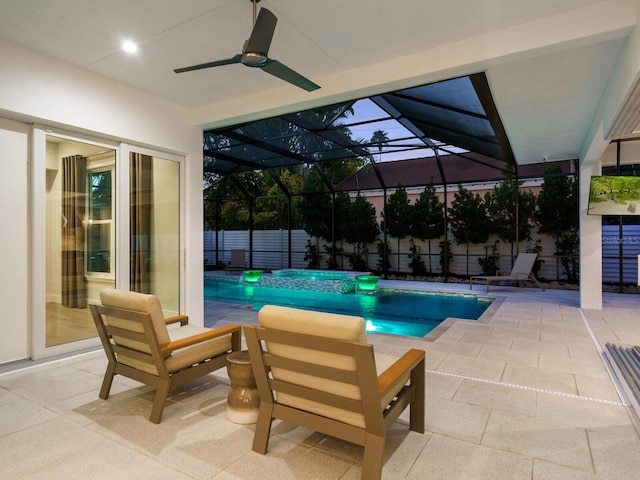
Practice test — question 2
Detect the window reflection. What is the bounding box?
[130,153,180,315]
[87,170,112,274]
[45,137,116,346]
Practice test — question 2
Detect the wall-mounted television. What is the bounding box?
[588,175,640,215]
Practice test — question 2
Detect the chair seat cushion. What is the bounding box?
[119,325,232,376]
[375,353,412,408]
[165,325,233,373]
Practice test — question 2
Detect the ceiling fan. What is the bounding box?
[174,0,320,92]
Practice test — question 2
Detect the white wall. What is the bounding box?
[0,38,204,362]
[0,118,29,363]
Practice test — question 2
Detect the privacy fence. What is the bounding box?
[205,227,640,286]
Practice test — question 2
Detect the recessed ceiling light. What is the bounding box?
[122,40,138,54]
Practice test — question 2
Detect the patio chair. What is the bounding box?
[225,248,246,273]
[470,252,542,293]
[244,305,425,480]
[89,288,242,423]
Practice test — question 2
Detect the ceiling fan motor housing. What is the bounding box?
[241,52,269,67]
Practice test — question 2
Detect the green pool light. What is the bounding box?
[242,270,263,283]
[356,275,379,291]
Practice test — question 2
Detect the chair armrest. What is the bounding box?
[378,348,425,397]
[165,315,189,326]
[160,324,241,354]
[496,269,510,275]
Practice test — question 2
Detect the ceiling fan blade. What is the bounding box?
[244,8,277,55]
[262,59,320,92]
[174,54,242,73]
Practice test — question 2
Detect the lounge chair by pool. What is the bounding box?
[470,252,542,293]
[225,248,246,273]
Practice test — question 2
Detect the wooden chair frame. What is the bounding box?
[90,303,241,423]
[244,324,425,480]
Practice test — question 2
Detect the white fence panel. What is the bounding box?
[203,229,600,283]
[205,230,312,270]
[602,225,640,284]
[251,230,282,270]
[204,230,568,278]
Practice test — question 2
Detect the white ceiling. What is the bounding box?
[0,0,634,164]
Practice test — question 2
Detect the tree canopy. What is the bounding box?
[448,185,492,275]
[448,186,491,246]
[484,175,536,251]
[344,194,379,248]
[411,184,445,241]
[382,185,413,271]
[535,165,578,238]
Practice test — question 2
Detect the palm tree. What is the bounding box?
[370,130,390,161]
[370,129,390,274]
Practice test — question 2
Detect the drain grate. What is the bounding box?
[606,343,640,407]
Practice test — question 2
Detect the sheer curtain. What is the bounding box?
[61,155,87,308]
[130,153,153,293]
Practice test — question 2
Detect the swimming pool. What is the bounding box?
[204,276,493,337]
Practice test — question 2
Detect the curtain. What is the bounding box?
[61,155,87,308]
[130,153,153,293]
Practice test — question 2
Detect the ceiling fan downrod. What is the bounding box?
[251,0,261,26]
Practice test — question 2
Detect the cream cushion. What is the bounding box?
[164,324,233,373]
[100,288,170,347]
[258,305,410,428]
[100,289,232,376]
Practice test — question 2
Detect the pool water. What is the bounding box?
[204,277,493,338]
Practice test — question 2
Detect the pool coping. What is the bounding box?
[421,294,504,342]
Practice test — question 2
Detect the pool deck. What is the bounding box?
[2,278,640,478]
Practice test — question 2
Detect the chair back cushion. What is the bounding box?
[259,304,367,341]
[100,288,170,350]
[258,305,372,427]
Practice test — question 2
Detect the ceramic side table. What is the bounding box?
[226,350,260,424]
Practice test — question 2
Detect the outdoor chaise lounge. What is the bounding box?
[89,288,242,423]
[470,252,542,293]
[225,248,247,273]
[244,305,425,480]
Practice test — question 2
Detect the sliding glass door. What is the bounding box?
[33,132,184,359]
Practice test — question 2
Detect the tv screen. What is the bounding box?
[588,175,640,215]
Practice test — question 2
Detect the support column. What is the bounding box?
[580,161,603,310]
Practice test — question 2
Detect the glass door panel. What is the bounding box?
[129,152,180,315]
[45,136,116,347]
